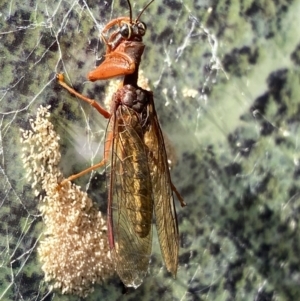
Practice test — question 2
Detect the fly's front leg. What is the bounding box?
[56,74,111,119]
[56,74,113,186]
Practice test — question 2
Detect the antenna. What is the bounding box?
[126,0,132,22]
[136,0,155,22]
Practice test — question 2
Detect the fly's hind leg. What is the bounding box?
[171,182,186,207]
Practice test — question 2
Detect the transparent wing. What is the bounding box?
[107,105,153,288]
[144,95,179,277]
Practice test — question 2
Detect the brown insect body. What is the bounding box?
[57,0,185,289]
[107,84,180,288]
[108,86,154,286]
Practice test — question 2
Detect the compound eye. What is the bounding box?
[120,23,131,39]
[137,22,147,36]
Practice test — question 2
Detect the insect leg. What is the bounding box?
[56,74,111,119]
[60,159,106,186]
[59,132,113,186]
[102,17,130,33]
[171,182,186,207]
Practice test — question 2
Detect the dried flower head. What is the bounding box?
[21,105,113,297]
